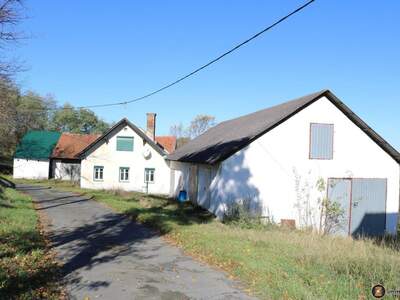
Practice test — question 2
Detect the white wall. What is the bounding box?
[170,161,191,197]
[171,97,400,234]
[13,158,50,179]
[211,97,399,234]
[52,159,80,181]
[80,125,171,195]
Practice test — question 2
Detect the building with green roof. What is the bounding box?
[13,130,61,179]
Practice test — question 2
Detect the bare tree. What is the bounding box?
[187,114,216,139]
[169,123,190,149]
[170,115,216,148]
[0,0,25,78]
[170,123,185,139]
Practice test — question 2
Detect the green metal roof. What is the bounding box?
[14,130,61,160]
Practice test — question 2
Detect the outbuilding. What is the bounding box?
[13,130,61,179]
[51,133,100,181]
[168,90,400,237]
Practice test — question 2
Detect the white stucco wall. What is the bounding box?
[170,161,191,197]
[52,159,81,181]
[13,158,50,179]
[171,97,400,234]
[80,125,171,195]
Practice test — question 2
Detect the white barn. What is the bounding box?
[168,90,400,237]
[78,115,175,195]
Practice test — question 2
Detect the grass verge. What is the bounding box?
[0,185,62,299]
[9,178,400,300]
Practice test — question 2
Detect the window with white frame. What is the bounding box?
[119,167,129,182]
[94,166,104,181]
[144,168,155,183]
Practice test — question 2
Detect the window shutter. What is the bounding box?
[310,123,334,159]
[117,137,134,151]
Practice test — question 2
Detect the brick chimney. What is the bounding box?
[146,113,156,141]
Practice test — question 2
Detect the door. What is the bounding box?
[327,178,352,235]
[197,166,211,208]
[350,179,386,237]
[328,178,387,237]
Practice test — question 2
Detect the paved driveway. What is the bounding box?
[18,185,255,300]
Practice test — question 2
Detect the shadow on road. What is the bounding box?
[49,212,159,291]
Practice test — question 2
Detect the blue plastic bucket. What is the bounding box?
[178,190,187,202]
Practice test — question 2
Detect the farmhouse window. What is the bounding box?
[119,167,129,182]
[309,123,334,159]
[116,136,134,151]
[94,166,104,181]
[144,168,155,183]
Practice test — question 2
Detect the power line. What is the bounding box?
[29,0,316,112]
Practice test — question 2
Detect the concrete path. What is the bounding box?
[18,185,255,300]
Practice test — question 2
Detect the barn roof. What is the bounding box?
[167,90,400,164]
[52,133,101,159]
[155,136,177,154]
[14,130,61,160]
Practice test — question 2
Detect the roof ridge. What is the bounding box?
[218,89,329,126]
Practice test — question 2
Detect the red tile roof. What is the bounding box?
[155,136,177,154]
[52,133,101,159]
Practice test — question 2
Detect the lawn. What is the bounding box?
[0,185,62,299]
[10,178,400,300]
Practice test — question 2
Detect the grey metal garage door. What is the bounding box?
[350,178,387,237]
[327,178,387,237]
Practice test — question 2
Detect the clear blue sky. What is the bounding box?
[14,0,400,150]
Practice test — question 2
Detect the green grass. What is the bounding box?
[9,177,400,299]
[0,185,61,299]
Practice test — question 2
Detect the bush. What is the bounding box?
[223,197,274,230]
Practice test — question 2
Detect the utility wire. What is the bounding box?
[28,0,316,112]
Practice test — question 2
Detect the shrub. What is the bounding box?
[223,197,274,230]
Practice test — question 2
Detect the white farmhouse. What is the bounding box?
[79,114,176,195]
[168,90,400,237]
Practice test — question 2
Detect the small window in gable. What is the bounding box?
[309,123,334,160]
[116,136,134,151]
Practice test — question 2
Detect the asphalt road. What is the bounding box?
[18,184,256,300]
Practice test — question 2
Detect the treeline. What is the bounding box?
[0,78,109,161]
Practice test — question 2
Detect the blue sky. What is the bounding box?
[14,1,400,150]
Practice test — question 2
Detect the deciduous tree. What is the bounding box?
[51,104,109,134]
